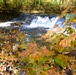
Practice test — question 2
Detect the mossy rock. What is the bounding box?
[66,13,76,21]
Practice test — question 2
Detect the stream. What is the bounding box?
[0,13,76,75]
[0,13,76,41]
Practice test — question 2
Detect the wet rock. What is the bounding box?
[65,69,72,75]
[69,50,76,58]
[11,21,21,27]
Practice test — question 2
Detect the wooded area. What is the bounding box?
[0,0,76,14]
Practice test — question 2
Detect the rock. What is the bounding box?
[65,69,72,75]
[66,13,76,21]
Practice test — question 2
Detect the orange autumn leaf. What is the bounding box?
[29,42,38,52]
[21,50,29,58]
[41,46,49,56]
[31,51,41,61]
[72,9,76,14]
[47,68,61,75]
[41,35,47,39]
[59,33,76,47]
[59,38,71,47]
[70,34,76,41]
[41,29,54,39]
[47,69,53,75]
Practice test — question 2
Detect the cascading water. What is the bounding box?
[0,21,14,27]
[22,16,60,29]
[0,14,63,29]
[0,13,76,40]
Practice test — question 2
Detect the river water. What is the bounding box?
[0,13,76,41]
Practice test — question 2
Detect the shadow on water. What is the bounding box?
[22,27,48,42]
[0,12,21,22]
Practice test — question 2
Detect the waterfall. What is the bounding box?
[0,14,76,35]
[0,21,14,27]
[22,16,60,29]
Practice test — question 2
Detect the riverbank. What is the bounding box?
[0,12,21,22]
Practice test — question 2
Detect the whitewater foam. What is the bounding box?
[0,21,14,27]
